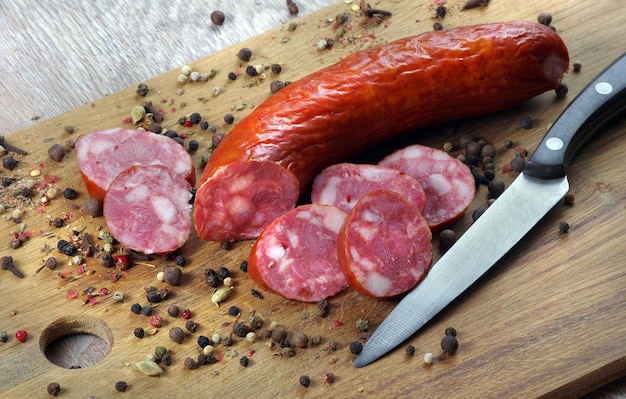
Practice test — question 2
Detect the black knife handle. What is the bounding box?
[524,53,626,180]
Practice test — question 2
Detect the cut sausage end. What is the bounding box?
[103,165,192,255]
[76,128,196,202]
[248,204,348,302]
[311,163,427,214]
[194,161,299,242]
[338,190,433,299]
[379,144,476,231]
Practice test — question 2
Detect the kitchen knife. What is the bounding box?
[354,52,626,368]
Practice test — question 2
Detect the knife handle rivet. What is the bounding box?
[595,81,613,95]
[545,137,564,151]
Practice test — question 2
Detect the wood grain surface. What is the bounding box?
[0,0,625,398]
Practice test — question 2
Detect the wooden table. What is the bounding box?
[1,0,625,398]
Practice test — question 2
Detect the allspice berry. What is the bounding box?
[441,335,459,355]
[164,266,183,286]
[169,327,185,344]
[47,382,61,396]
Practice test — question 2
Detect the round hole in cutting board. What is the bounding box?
[40,315,113,369]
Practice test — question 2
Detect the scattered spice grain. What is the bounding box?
[555,83,569,98]
[349,341,363,355]
[462,0,490,9]
[134,327,145,338]
[137,83,149,96]
[405,344,416,356]
[441,335,459,355]
[211,10,225,25]
[47,144,66,162]
[299,375,311,387]
[537,12,552,26]
[318,299,330,318]
[558,221,570,234]
[169,327,185,344]
[115,381,128,392]
[164,266,183,286]
[82,198,103,217]
[47,382,61,396]
[15,329,28,343]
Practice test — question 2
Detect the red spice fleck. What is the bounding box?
[67,290,79,299]
[502,165,513,173]
[184,120,192,128]
[43,174,57,183]
[77,265,86,274]
[100,287,109,295]
[170,107,177,113]
[180,134,189,139]
[216,353,224,361]
[149,315,163,328]
[334,320,343,327]
[111,274,122,282]
[181,308,192,319]
[123,117,132,124]
[114,255,130,271]
[15,330,28,343]
[247,349,256,357]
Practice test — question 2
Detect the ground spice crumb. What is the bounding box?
[558,221,570,234]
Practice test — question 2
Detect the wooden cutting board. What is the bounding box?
[0,0,624,398]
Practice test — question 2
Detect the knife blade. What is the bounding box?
[354,52,626,368]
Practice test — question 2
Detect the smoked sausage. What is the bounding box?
[76,128,195,202]
[379,144,476,230]
[247,204,348,302]
[337,190,433,298]
[311,163,427,214]
[103,165,192,254]
[194,21,569,242]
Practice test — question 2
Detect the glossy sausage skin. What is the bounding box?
[195,21,569,242]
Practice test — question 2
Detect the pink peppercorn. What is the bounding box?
[15,330,28,342]
[181,309,192,319]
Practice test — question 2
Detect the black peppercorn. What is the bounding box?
[445,327,457,337]
[240,260,248,272]
[189,113,202,125]
[183,357,199,369]
[238,48,252,62]
[559,221,570,234]
[487,179,505,199]
[49,218,64,228]
[188,140,199,151]
[205,269,219,287]
[436,5,446,18]
[146,290,161,303]
[185,319,198,333]
[134,327,145,338]
[57,239,76,256]
[233,322,252,337]
[318,299,330,318]
[510,156,526,172]
[239,355,250,367]
[228,305,240,316]
[349,341,363,355]
[270,80,286,94]
[270,326,288,343]
[115,381,127,392]
[217,266,231,280]
[130,303,142,314]
[161,353,172,366]
[141,305,153,316]
[224,114,235,124]
[270,63,282,74]
[405,344,416,356]
[227,72,237,80]
[137,83,149,96]
[251,289,264,299]
[299,375,311,387]
[2,156,18,170]
[520,116,533,129]
[197,335,211,348]
[245,65,257,77]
